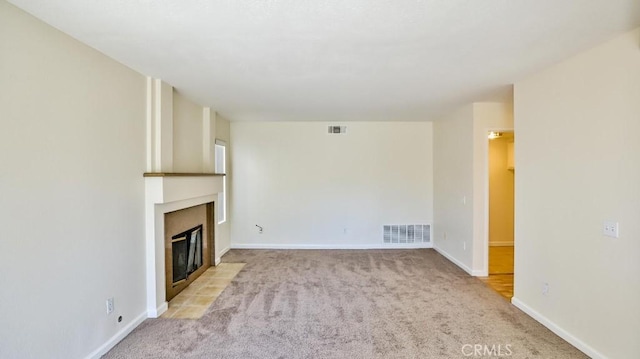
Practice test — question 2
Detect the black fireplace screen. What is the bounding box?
[171,225,203,285]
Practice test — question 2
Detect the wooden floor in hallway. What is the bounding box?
[479,246,514,300]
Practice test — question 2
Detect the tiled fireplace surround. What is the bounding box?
[144,174,224,318]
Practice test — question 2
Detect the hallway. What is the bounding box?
[479,246,514,300]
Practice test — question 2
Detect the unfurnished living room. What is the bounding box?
[1,1,639,358]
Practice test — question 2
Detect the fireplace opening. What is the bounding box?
[165,202,214,301]
[171,225,203,285]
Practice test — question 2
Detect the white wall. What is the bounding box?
[433,106,475,271]
[0,2,147,358]
[173,90,203,172]
[513,28,640,359]
[230,121,433,248]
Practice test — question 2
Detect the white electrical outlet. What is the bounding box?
[106,298,114,314]
[603,221,619,238]
[542,283,549,296]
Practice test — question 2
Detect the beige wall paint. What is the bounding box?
[0,2,146,358]
[230,121,433,248]
[433,103,513,274]
[433,105,475,270]
[472,102,514,273]
[173,90,204,172]
[159,87,232,261]
[488,136,514,246]
[513,27,640,358]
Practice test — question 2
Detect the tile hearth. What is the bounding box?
[161,263,245,319]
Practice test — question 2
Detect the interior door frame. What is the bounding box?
[482,127,514,276]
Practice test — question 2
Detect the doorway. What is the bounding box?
[480,131,514,300]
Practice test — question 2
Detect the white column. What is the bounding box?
[146,77,174,172]
[202,107,216,172]
[145,77,154,172]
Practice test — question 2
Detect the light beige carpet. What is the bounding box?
[104,249,586,358]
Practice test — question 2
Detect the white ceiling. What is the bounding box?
[8,0,640,121]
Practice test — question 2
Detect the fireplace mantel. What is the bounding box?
[143,172,225,177]
[144,174,223,317]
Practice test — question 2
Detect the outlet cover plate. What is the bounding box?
[603,222,619,238]
[106,298,114,314]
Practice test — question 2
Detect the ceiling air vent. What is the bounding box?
[328,126,347,134]
[383,224,431,244]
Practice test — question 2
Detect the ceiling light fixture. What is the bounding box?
[488,131,503,140]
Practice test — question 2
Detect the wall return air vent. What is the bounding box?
[328,126,347,134]
[383,224,431,244]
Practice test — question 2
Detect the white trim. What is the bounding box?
[153,79,163,171]
[219,246,231,256]
[148,301,168,319]
[433,246,474,276]
[511,297,604,359]
[202,107,212,172]
[482,127,514,277]
[472,268,488,276]
[144,176,223,317]
[481,131,489,277]
[84,311,147,359]
[214,142,227,224]
[231,243,433,250]
[145,77,153,171]
[214,246,231,265]
[489,241,514,246]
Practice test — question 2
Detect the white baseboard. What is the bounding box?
[511,297,604,359]
[489,242,514,247]
[472,268,488,276]
[220,246,231,257]
[215,246,231,265]
[431,246,487,276]
[231,243,433,250]
[433,246,481,276]
[85,311,147,359]
[146,301,167,318]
